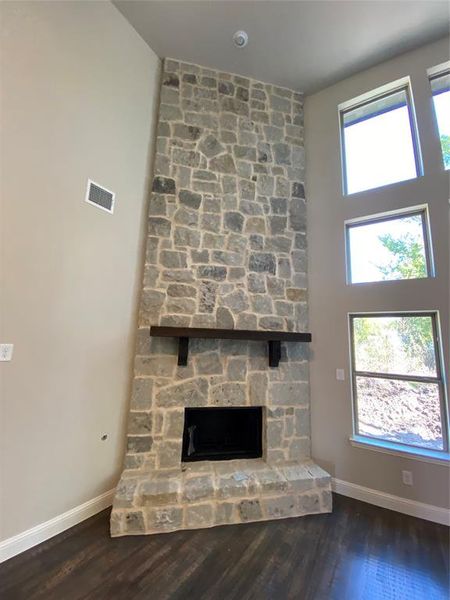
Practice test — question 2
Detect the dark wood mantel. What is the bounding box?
[150,326,312,368]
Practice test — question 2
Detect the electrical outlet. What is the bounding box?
[336,368,345,381]
[402,470,413,486]
[0,344,13,361]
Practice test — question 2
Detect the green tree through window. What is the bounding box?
[377,227,427,280]
[371,223,431,368]
[440,134,450,169]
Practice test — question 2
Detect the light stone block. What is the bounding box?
[195,353,223,375]
[183,475,215,502]
[185,504,214,528]
[147,506,183,532]
[114,478,138,509]
[298,493,320,514]
[165,410,184,438]
[123,511,145,534]
[156,379,207,407]
[255,469,288,494]
[270,382,309,406]
[267,420,284,449]
[217,475,252,499]
[210,382,246,406]
[215,502,235,525]
[321,490,333,512]
[139,477,179,506]
[263,495,296,519]
[110,512,123,536]
[238,499,263,522]
[289,438,311,461]
[128,412,153,435]
[226,358,247,381]
[134,356,175,379]
[130,378,153,411]
[158,441,182,468]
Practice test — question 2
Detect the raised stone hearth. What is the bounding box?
[111,58,331,536]
[111,460,330,536]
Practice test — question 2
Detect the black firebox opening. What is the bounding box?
[181,407,263,462]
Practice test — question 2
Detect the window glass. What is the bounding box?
[353,315,436,377]
[350,313,446,452]
[346,210,430,284]
[355,377,443,450]
[341,85,420,194]
[430,70,450,169]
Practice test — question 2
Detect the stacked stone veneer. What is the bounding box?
[111,59,331,536]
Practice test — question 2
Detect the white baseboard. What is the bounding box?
[0,489,115,563]
[332,478,450,526]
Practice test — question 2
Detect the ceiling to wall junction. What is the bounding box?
[114,0,449,94]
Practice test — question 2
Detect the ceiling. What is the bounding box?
[114,1,449,94]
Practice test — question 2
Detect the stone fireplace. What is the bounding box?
[110,59,331,537]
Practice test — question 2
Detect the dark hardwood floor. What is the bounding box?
[0,494,448,600]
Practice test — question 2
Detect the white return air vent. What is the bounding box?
[85,179,115,214]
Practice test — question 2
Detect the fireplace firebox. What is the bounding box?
[181,407,263,462]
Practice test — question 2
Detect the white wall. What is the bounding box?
[0,1,160,540]
[306,38,449,509]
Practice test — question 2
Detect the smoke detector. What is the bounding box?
[233,30,248,48]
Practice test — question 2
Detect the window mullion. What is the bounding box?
[354,371,440,385]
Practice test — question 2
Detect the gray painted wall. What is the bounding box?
[305,38,449,509]
[0,1,160,541]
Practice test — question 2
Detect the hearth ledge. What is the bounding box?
[110,459,331,536]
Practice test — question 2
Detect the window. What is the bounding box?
[345,207,433,284]
[428,63,450,169]
[339,78,422,195]
[350,313,448,453]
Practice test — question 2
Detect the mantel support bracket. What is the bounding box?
[178,337,189,366]
[268,340,281,368]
